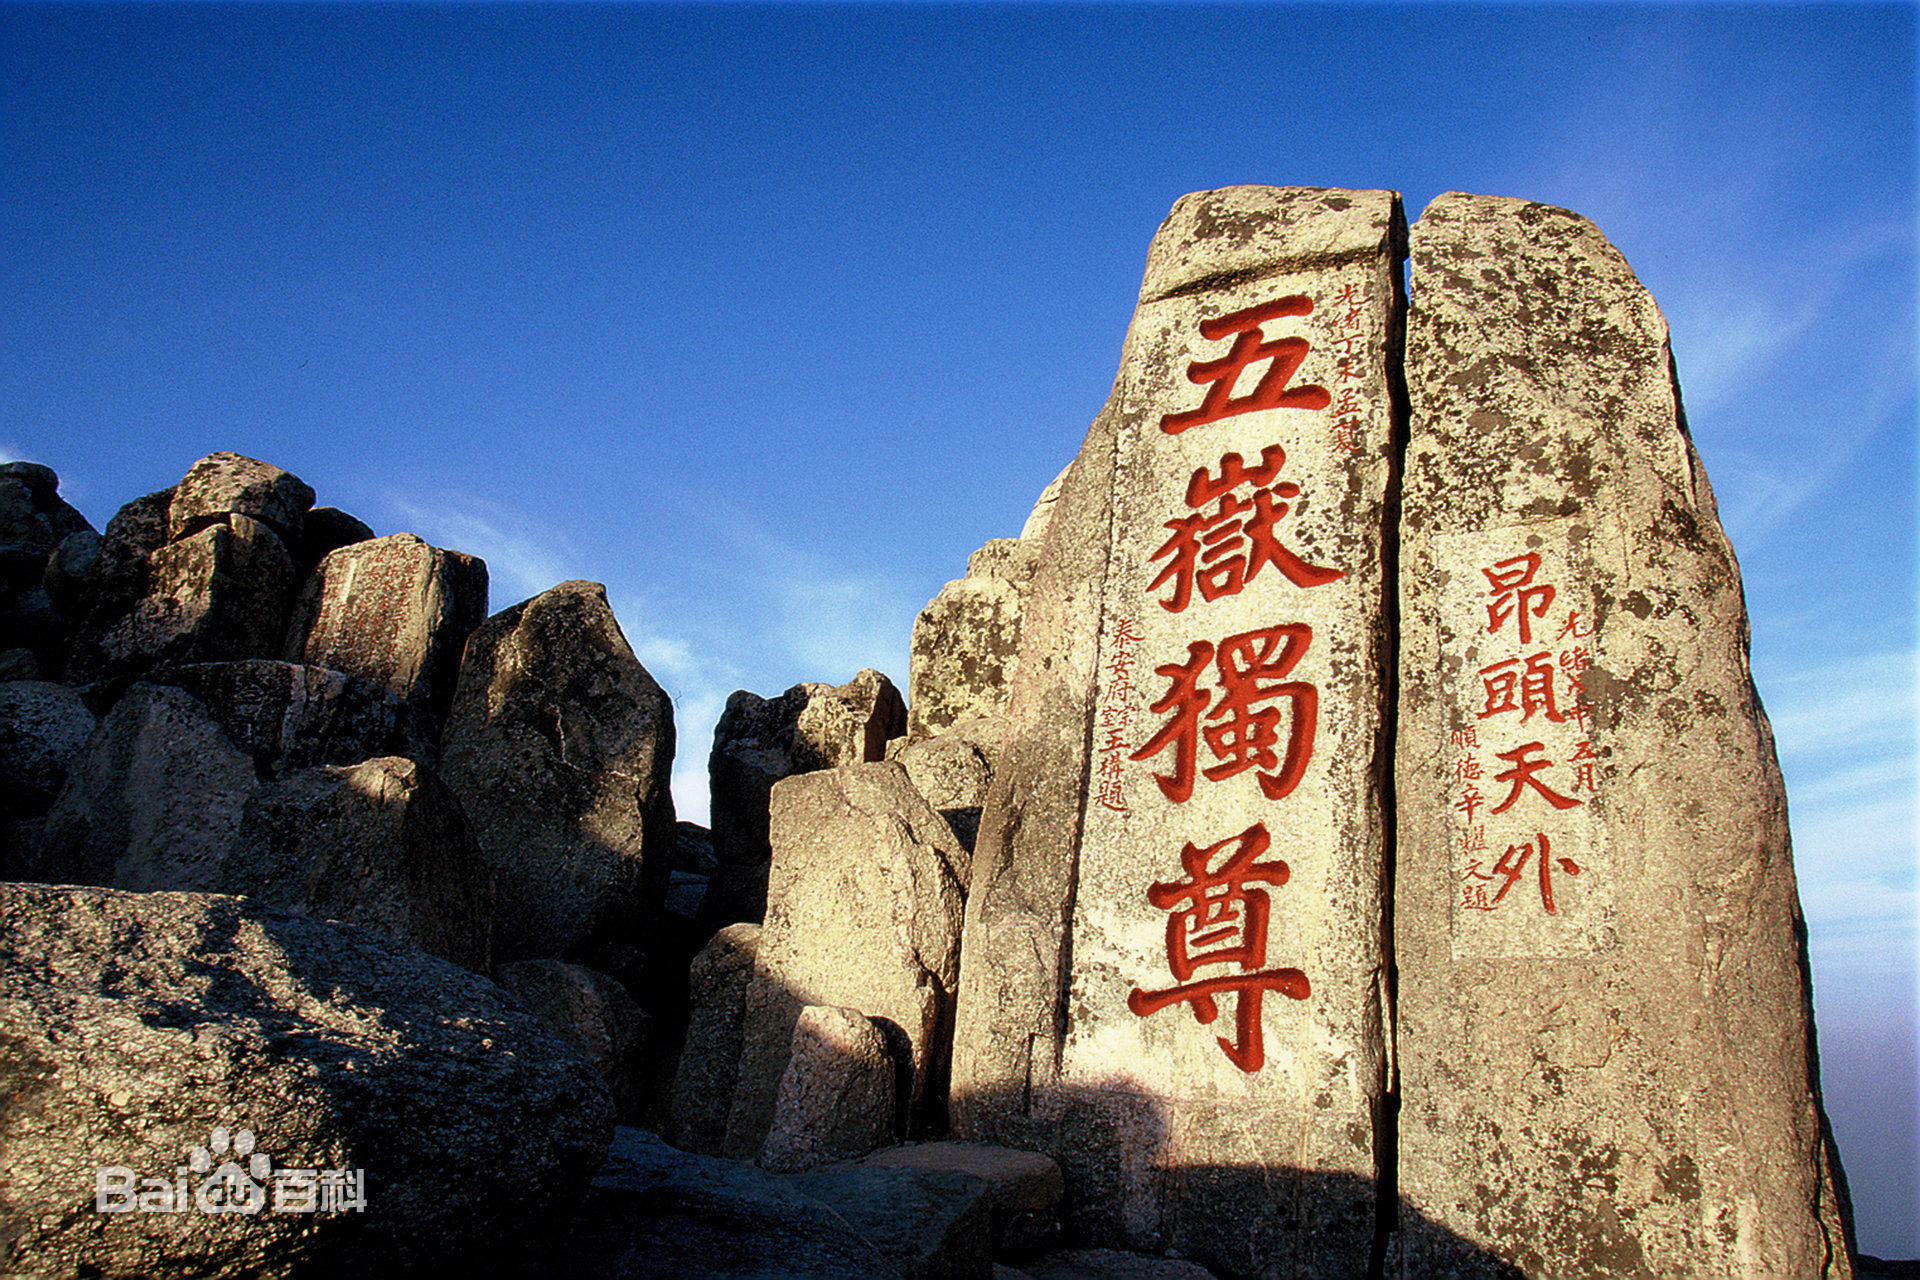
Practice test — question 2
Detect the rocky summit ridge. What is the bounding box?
[0,188,1888,1278]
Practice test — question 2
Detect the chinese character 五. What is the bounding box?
[1160,296,1332,435]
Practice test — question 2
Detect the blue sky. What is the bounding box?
[4,0,1914,1255]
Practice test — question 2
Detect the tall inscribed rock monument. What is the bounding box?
[951,186,1849,1278]
[953,187,1403,1274]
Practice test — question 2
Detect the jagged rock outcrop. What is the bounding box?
[225,755,493,971]
[903,466,1066,749]
[0,461,96,676]
[668,921,762,1155]
[284,532,487,735]
[26,682,489,968]
[757,1004,899,1174]
[496,958,650,1123]
[725,761,966,1161]
[439,580,676,984]
[150,658,436,772]
[703,667,906,926]
[951,185,1403,1277]
[0,884,613,1279]
[1392,192,1851,1276]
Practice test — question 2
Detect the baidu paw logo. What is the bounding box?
[190,1125,271,1214]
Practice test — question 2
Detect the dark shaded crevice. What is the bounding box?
[1368,204,1413,1280]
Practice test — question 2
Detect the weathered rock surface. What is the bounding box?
[559,1126,897,1278]
[907,569,1027,744]
[24,681,488,967]
[292,505,375,573]
[0,679,97,815]
[152,658,434,774]
[1393,192,1851,1276]
[0,883,613,1279]
[704,668,906,925]
[726,761,967,1160]
[951,186,1403,1277]
[852,1141,1064,1256]
[439,580,676,982]
[31,682,260,890]
[284,532,487,731]
[668,921,762,1155]
[109,513,301,670]
[496,958,649,1123]
[758,1004,900,1174]
[226,755,493,972]
[891,718,999,862]
[166,450,314,543]
[63,487,174,681]
[789,1163,995,1279]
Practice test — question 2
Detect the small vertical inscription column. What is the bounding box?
[1434,521,1611,958]
[1056,186,1402,1275]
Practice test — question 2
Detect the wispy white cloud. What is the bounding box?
[382,492,576,609]
[1764,651,1916,761]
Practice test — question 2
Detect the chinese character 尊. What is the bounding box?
[1126,821,1311,1072]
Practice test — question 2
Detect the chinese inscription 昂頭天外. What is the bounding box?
[1454,551,1599,915]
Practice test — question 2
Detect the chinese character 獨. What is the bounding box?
[1146,445,1344,612]
[1130,624,1317,802]
[1160,296,1331,435]
[1127,822,1310,1072]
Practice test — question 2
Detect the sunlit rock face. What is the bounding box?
[439,579,676,987]
[1393,192,1850,1278]
[284,531,487,738]
[951,186,1403,1277]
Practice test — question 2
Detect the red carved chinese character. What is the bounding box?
[1160,297,1332,435]
[1130,625,1318,802]
[1146,445,1344,612]
[1476,652,1567,723]
[1126,822,1311,1072]
[1455,784,1485,824]
[1486,832,1583,914]
[1488,742,1583,815]
[1484,554,1555,644]
[1556,609,1595,641]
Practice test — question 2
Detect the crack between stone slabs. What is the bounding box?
[1368,206,1412,1280]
